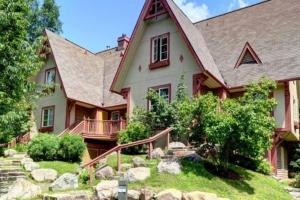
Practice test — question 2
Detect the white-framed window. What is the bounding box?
[111,111,120,121]
[148,0,164,16]
[152,34,169,63]
[149,85,171,110]
[45,68,56,85]
[42,106,54,127]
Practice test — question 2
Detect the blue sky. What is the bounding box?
[55,0,261,53]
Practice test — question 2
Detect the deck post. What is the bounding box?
[148,142,153,160]
[117,149,121,172]
[87,117,90,134]
[166,131,170,149]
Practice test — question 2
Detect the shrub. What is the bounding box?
[79,169,90,184]
[14,144,28,152]
[118,121,151,154]
[28,134,60,161]
[58,135,86,162]
[256,159,272,175]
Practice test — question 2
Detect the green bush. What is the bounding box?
[256,159,272,175]
[14,144,28,152]
[79,169,90,184]
[118,121,151,154]
[58,135,86,162]
[28,134,60,161]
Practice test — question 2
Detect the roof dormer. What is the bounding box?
[235,42,262,68]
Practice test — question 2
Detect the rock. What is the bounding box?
[95,166,114,180]
[132,157,146,167]
[169,142,186,149]
[24,162,40,172]
[49,173,78,191]
[182,191,218,200]
[21,157,33,165]
[157,189,182,200]
[128,190,141,200]
[31,168,58,182]
[125,167,151,182]
[183,153,201,162]
[121,163,133,171]
[4,149,17,157]
[140,188,155,200]
[157,160,181,174]
[95,180,118,200]
[152,148,165,159]
[42,190,92,200]
[0,179,41,200]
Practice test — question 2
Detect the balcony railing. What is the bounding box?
[82,119,126,139]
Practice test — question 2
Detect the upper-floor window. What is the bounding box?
[45,68,56,85]
[42,106,54,128]
[111,111,120,121]
[148,84,171,109]
[150,33,170,69]
[148,0,164,16]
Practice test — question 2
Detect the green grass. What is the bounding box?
[106,154,291,200]
[37,161,79,175]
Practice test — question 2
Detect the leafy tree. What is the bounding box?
[27,0,62,41]
[0,0,43,144]
[191,78,277,170]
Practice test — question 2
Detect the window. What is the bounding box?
[45,68,56,85]
[42,106,54,127]
[150,33,170,69]
[148,84,171,110]
[111,111,120,121]
[148,0,164,16]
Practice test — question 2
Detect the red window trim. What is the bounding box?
[149,32,170,70]
[144,0,167,20]
[39,105,55,133]
[147,83,171,110]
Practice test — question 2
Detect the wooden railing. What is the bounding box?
[58,121,83,137]
[82,119,126,138]
[81,127,173,171]
[0,132,31,148]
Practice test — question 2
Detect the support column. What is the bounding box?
[117,149,121,172]
[148,142,153,160]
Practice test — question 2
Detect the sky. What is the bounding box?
[55,0,262,53]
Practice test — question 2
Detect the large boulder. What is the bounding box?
[95,180,118,200]
[152,148,165,159]
[128,190,141,200]
[157,160,181,174]
[182,191,218,200]
[31,168,58,182]
[42,191,92,200]
[0,179,41,200]
[132,157,146,167]
[24,162,40,172]
[95,166,114,180]
[49,173,78,191]
[125,167,151,182]
[4,149,17,157]
[140,188,155,200]
[156,189,182,200]
[169,142,186,149]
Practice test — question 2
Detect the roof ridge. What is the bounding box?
[95,46,118,55]
[193,0,271,25]
[45,29,95,55]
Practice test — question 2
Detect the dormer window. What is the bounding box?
[150,33,170,69]
[145,0,166,20]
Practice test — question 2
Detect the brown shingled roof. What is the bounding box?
[195,0,300,88]
[45,30,125,107]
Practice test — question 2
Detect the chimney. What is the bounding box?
[117,34,130,51]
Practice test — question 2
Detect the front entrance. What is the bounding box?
[75,105,96,122]
[276,145,288,179]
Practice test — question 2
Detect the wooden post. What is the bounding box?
[148,142,153,160]
[88,166,94,184]
[166,132,170,149]
[87,117,90,134]
[117,149,121,172]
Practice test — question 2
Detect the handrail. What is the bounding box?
[0,132,31,148]
[58,121,84,137]
[81,127,173,169]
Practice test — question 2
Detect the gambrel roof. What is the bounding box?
[45,30,126,107]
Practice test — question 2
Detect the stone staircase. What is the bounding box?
[0,157,26,195]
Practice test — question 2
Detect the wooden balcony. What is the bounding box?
[60,119,126,141]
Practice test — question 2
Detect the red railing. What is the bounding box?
[0,132,31,148]
[82,119,126,138]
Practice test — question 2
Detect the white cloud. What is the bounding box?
[174,0,210,22]
[228,0,249,11]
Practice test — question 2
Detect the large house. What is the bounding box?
[35,0,300,178]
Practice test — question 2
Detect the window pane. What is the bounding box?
[46,69,55,84]
[43,109,49,127]
[48,108,54,126]
[161,37,168,45]
[111,112,120,121]
[159,88,169,102]
[153,38,159,62]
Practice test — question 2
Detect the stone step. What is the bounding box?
[42,190,93,200]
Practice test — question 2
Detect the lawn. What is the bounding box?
[37,161,79,175]
[106,154,291,200]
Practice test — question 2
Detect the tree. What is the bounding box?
[191,78,277,170]
[27,0,62,41]
[0,0,43,144]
